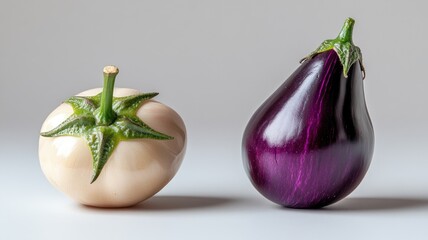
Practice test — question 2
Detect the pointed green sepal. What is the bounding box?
[86,127,119,183]
[40,115,96,137]
[86,93,102,106]
[300,17,366,79]
[113,93,159,114]
[65,96,98,114]
[114,117,174,140]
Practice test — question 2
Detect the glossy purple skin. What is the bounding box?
[242,50,374,208]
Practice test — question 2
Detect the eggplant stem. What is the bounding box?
[97,66,119,126]
[337,18,355,43]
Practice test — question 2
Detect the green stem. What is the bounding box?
[336,17,355,43]
[98,66,119,126]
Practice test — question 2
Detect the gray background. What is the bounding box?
[1,0,428,239]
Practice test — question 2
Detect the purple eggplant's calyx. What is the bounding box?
[300,17,365,79]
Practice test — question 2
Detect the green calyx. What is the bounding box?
[300,17,366,79]
[41,66,173,183]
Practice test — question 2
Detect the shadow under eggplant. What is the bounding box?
[137,195,239,211]
[78,195,241,212]
[325,197,428,211]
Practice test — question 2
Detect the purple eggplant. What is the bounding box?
[242,18,374,208]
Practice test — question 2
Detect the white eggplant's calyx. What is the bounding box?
[300,17,366,79]
[40,66,173,183]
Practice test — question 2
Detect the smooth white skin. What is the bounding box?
[39,88,186,207]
